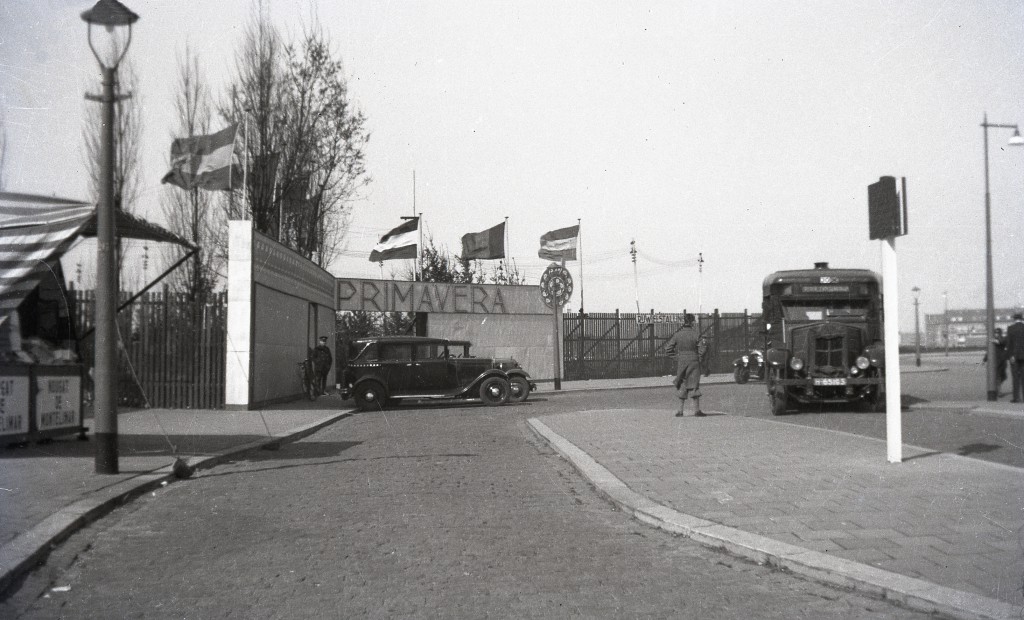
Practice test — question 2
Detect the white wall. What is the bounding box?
[226,222,337,409]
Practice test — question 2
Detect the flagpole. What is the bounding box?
[577,218,583,313]
[504,215,509,268]
[242,116,249,218]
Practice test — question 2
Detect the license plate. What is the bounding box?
[813,378,847,386]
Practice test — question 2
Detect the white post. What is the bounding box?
[882,237,902,463]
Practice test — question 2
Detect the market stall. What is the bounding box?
[0,192,195,445]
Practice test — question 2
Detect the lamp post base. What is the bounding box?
[94,433,119,474]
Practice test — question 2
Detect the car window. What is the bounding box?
[413,344,439,360]
[380,343,413,361]
[350,342,377,362]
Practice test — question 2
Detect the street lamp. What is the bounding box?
[981,114,1023,401]
[82,0,139,474]
[942,291,948,357]
[912,286,921,367]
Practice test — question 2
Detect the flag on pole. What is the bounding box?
[538,224,579,261]
[161,124,239,191]
[461,221,505,260]
[369,218,419,262]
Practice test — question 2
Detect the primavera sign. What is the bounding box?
[335,278,547,315]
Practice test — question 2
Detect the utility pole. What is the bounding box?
[697,252,704,316]
[943,291,949,356]
[912,286,921,367]
[630,240,640,314]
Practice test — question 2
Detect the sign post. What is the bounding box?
[540,263,573,390]
[868,176,909,463]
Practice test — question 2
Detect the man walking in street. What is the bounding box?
[312,336,334,397]
[665,313,705,417]
[1005,313,1024,403]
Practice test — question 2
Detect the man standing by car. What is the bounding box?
[665,313,705,417]
[312,335,333,397]
[1006,313,1024,403]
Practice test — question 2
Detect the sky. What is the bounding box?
[2,0,1024,332]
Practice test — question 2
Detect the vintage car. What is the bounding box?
[338,336,536,410]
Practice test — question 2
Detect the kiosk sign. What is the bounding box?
[0,375,30,436]
[35,374,81,431]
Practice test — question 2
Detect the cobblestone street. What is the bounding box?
[4,403,930,619]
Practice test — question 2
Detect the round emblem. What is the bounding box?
[540,263,573,309]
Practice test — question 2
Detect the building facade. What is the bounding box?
[923,307,1023,349]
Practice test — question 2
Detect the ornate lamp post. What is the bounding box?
[981,114,1023,401]
[82,0,139,474]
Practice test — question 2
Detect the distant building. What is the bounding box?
[923,307,1023,349]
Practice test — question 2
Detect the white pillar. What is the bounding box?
[226,220,254,409]
[882,237,902,463]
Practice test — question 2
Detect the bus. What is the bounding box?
[762,262,884,415]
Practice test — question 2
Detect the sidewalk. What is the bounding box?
[529,373,1024,620]
[0,399,350,594]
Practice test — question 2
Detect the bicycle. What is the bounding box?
[297,358,317,401]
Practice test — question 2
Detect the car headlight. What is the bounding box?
[741,355,749,363]
[789,357,804,371]
[856,356,870,370]
[850,366,860,376]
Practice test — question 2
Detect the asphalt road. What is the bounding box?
[4,401,933,619]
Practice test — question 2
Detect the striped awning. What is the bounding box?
[0,193,95,325]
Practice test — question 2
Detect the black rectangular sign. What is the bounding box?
[868,175,905,240]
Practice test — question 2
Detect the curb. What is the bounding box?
[527,417,1021,620]
[0,409,353,598]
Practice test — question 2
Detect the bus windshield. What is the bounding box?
[779,299,871,321]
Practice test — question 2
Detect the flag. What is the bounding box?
[161,124,238,191]
[0,193,94,325]
[461,221,505,260]
[369,218,419,262]
[538,224,579,261]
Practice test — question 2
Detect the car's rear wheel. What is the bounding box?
[508,376,530,403]
[354,381,386,411]
[479,376,510,406]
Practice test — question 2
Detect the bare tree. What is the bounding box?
[276,21,371,267]
[223,0,286,228]
[83,58,143,293]
[161,45,224,302]
[83,59,142,217]
[223,5,370,268]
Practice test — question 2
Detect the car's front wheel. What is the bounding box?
[479,376,510,406]
[508,376,530,403]
[733,366,750,384]
[354,381,386,411]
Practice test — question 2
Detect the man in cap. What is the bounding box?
[312,335,334,397]
[665,313,706,417]
[1005,312,1024,403]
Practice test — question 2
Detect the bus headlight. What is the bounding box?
[789,357,804,371]
[741,355,749,364]
[856,356,871,370]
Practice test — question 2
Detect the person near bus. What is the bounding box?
[312,336,333,397]
[665,313,706,417]
[1006,313,1024,403]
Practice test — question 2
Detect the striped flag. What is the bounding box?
[161,124,239,191]
[0,193,94,324]
[369,218,419,262]
[461,221,505,260]
[538,224,579,261]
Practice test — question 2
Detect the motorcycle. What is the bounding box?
[732,349,765,384]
